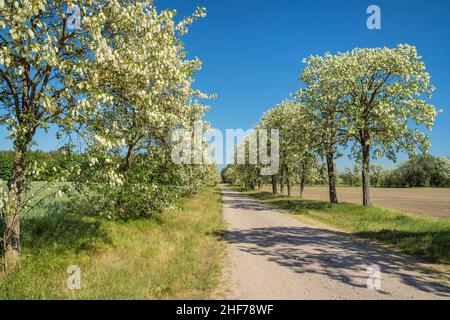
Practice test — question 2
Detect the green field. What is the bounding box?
[0,186,224,299]
[232,187,450,265]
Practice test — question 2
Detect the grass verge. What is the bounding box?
[232,186,450,265]
[0,187,224,299]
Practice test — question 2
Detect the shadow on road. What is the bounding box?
[220,188,450,298]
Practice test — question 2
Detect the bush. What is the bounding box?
[0,148,85,182]
[0,151,13,181]
[69,152,219,220]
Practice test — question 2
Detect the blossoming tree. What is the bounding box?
[0,0,214,269]
[331,45,439,206]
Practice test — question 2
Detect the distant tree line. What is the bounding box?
[340,154,450,188]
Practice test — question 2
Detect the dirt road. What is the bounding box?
[219,186,450,299]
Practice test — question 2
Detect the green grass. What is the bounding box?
[232,186,450,265]
[0,187,224,299]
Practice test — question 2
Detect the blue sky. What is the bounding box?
[159,0,450,168]
[1,0,449,170]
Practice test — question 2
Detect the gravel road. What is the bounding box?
[218,186,450,300]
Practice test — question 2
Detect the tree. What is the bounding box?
[296,153,322,198]
[259,100,317,197]
[339,165,362,187]
[395,154,450,188]
[433,157,450,187]
[298,54,349,203]
[0,0,211,269]
[0,0,114,269]
[81,5,209,214]
[328,45,439,206]
[368,164,385,187]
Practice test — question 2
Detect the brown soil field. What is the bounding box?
[262,185,450,219]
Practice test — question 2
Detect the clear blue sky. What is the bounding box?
[160,0,450,168]
[2,0,449,169]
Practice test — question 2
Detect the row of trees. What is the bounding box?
[223,44,440,206]
[0,1,218,270]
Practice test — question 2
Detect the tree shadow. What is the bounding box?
[226,200,280,212]
[222,189,332,212]
[270,198,333,212]
[356,230,450,265]
[223,188,450,263]
[219,188,450,297]
[221,226,450,297]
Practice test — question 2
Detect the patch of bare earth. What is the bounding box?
[262,186,450,219]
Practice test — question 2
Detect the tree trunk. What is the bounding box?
[280,171,285,195]
[361,143,372,206]
[123,144,135,177]
[287,177,292,197]
[115,143,135,212]
[299,171,306,199]
[284,165,291,197]
[326,149,338,204]
[3,145,27,271]
[271,175,278,194]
